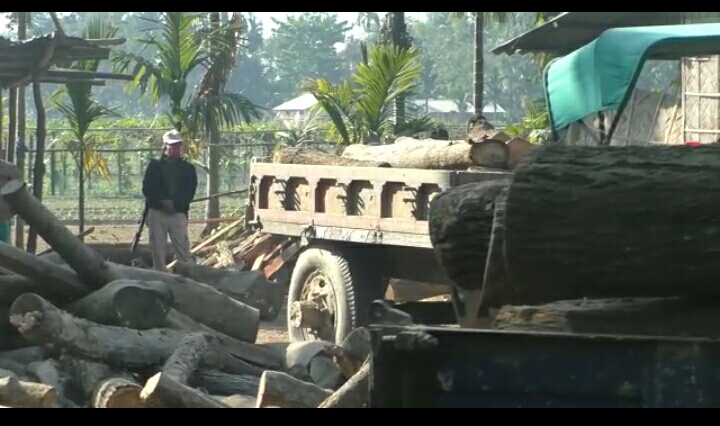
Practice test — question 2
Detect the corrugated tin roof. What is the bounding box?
[491,12,682,56]
[411,99,506,114]
[272,93,318,111]
[274,95,506,114]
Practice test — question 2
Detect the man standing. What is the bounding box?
[142,130,198,271]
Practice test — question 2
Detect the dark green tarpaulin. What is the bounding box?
[544,23,720,133]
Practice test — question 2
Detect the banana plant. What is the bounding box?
[302,44,434,145]
[50,17,121,235]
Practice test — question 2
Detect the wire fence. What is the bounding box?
[10,125,473,224]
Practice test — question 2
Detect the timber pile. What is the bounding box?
[272,118,535,172]
[428,144,720,337]
[0,166,372,407]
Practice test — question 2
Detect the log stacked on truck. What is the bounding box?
[272,120,536,172]
[0,164,372,408]
[427,144,720,338]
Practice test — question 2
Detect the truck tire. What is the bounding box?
[287,245,383,344]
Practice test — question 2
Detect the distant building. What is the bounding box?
[272,93,505,127]
[410,99,506,125]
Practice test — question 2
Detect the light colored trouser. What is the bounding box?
[147,208,194,271]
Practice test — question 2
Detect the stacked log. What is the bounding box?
[0,165,374,408]
[427,144,720,338]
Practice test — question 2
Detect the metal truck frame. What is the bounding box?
[245,158,510,343]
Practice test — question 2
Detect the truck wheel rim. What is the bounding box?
[298,270,337,341]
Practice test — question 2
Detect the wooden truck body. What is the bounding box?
[246,159,510,343]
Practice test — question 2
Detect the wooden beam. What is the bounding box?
[44,69,134,81]
[38,78,105,86]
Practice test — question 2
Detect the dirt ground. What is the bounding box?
[17,224,290,344]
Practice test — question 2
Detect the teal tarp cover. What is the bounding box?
[544,23,720,133]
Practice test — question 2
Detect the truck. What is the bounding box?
[245,159,510,343]
[367,22,720,407]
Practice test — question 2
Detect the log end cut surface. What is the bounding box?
[428,179,510,290]
[92,377,143,408]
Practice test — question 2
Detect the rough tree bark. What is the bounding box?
[9,294,261,376]
[274,147,390,167]
[141,333,226,408]
[504,145,720,304]
[63,279,173,329]
[1,179,260,343]
[428,179,510,291]
[342,137,489,170]
[493,297,720,338]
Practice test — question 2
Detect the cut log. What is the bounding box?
[214,394,256,408]
[255,370,332,408]
[9,294,260,375]
[26,359,76,408]
[59,356,140,408]
[504,137,535,171]
[0,275,84,305]
[141,333,224,408]
[0,346,45,366]
[467,115,510,144]
[274,146,391,168]
[428,179,510,291]
[91,377,144,408]
[9,293,179,369]
[172,263,284,321]
[493,297,720,338]
[63,279,173,329]
[503,145,720,304]
[164,309,283,371]
[343,138,488,170]
[190,370,260,396]
[0,376,56,408]
[0,160,22,222]
[0,243,89,301]
[0,358,26,378]
[317,359,370,408]
[1,180,260,343]
[0,304,29,351]
[469,139,510,169]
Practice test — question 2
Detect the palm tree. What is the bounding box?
[50,17,121,238]
[302,44,434,146]
[113,12,263,233]
[378,13,413,131]
[449,12,512,117]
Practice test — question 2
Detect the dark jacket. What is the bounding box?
[142,157,198,216]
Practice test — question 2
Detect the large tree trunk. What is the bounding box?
[1,179,260,343]
[141,333,225,408]
[493,297,720,338]
[273,147,390,167]
[8,294,260,376]
[503,145,720,305]
[63,279,173,329]
[189,369,259,396]
[342,137,493,170]
[428,179,510,291]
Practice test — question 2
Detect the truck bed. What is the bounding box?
[369,325,720,407]
[248,161,510,248]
